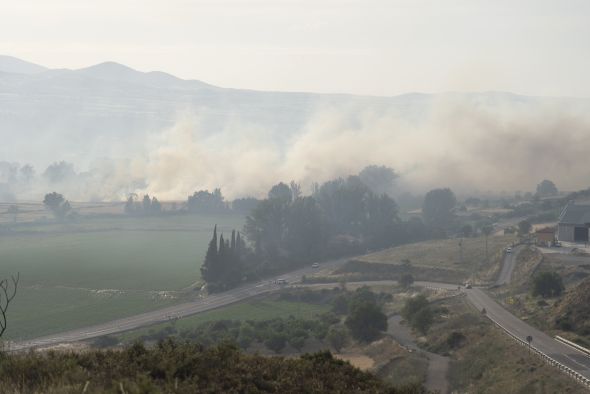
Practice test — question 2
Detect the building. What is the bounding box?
[557,202,590,243]
[535,226,556,246]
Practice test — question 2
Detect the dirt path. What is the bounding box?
[387,315,450,394]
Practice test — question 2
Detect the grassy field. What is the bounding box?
[0,212,245,340]
[117,298,331,342]
[356,235,516,283]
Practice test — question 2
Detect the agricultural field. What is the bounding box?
[0,212,245,340]
[354,235,516,283]
[116,298,331,343]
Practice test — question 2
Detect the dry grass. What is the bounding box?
[357,235,515,283]
[424,297,583,393]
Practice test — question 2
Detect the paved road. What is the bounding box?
[13,245,590,386]
[388,315,450,394]
[12,257,349,351]
[495,245,524,285]
[466,287,590,378]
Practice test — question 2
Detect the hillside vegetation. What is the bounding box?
[553,276,590,336]
[0,341,425,393]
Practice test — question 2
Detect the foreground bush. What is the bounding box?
[0,340,426,393]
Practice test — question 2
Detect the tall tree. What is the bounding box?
[536,179,558,197]
[201,225,218,283]
[422,188,456,228]
[43,192,72,220]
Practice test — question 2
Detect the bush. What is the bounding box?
[265,332,287,353]
[327,326,349,353]
[400,273,415,289]
[532,271,564,298]
[402,294,434,334]
[446,331,466,349]
[345,302,387,342]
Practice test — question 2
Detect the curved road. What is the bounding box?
[13,247,590,387]
[495,245,524,285]
[12,257,349,351]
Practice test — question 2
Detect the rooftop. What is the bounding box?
[558,202,590,225]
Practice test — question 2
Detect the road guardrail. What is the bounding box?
[485,314,590,389]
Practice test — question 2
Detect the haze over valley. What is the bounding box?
[2,55,590,202]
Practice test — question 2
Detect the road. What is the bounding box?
[13,244,590,386]
[495,245,524,285]
[466,287,590,378]
[12,256,349,351]
[388,315,450,394]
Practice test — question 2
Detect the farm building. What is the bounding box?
[557,202,590,243]
[535,226,555,246]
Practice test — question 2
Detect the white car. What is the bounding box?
[312,262,320,268]
[505,247,512,254]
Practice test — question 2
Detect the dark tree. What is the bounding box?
[327,326,348,353]
[43,161,76,183]
[532,271,564,298]
[401,294,433,334]
[142,194,152,213]
[124,193,138,214]
[43,192,72,219]
[345,301,387,342]
[268,182,293,203]
[151,197,162,213]
[401,294,429,321]
[536,179,558,197]
[412,307,434,335]
[422,188,456,228]
[265,332,287,353]
[0,273,19,338]
[187,189,228,213]
[518,220,532,235]
[399,273,414,289]
[358,165,398,196]
[201,226,218,283]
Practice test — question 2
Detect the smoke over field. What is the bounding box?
[2,93,590,202]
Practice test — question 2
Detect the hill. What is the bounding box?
[0,55,47,74]
[0,341,424,393]
[553,276,590,334]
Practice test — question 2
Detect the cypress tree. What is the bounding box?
[201,225,218,282]
[231,230,236,251]
[236,232,241,254]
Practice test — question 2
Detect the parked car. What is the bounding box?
[311,262,320,268]
[505,247,512,254]
[276,278,288,285]
[464,282,472,289]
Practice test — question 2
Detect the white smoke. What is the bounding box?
[5,94,590,202]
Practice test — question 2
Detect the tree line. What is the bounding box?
[201,173,441,292]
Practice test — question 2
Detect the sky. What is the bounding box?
[1,0,589,97]
[0,0,590,97]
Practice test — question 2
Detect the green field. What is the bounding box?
[0,213,245,340]
[118,299,331,342]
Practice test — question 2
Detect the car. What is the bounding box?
[311,262,320,268]
[553,241,562,247]
[276,278,288,285]
[505,247,512,254]
[465,283,472,289]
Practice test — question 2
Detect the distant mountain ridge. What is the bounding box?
[0,55,48,74]
[0,55,587,175]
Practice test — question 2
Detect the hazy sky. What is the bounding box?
[1,0,589,97]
